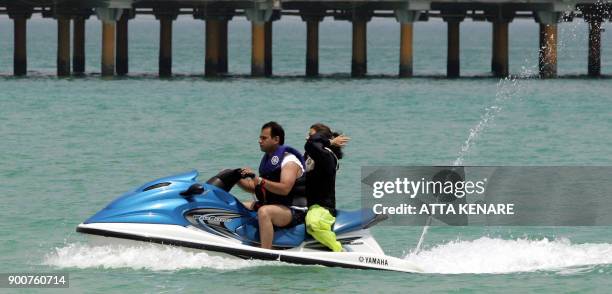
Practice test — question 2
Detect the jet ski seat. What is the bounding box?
[333,209,388,235]
[235,221,307,248]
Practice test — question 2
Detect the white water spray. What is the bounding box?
[406,236,612,274]
[44,243,286,271]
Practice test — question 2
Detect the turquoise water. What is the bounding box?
[1,15,612,292]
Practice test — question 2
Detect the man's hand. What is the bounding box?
[240,167,259,184]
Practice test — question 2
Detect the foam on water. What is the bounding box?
[404,237,612,274]
[44,243,284,271]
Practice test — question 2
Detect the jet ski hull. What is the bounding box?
[77,222,422,273]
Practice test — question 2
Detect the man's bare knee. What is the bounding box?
[258,206,272,220]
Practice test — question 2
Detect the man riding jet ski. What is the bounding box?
[234,121,308,250]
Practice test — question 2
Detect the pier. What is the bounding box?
[0,0,610,78]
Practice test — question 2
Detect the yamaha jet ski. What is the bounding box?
[76,169,422,272]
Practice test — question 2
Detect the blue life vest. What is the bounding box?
[256,145,306,206]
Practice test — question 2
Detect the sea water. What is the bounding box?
[1,15,612,292]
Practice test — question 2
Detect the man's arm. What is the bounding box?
[260,163,301,196]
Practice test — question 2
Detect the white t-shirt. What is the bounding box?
[281,153,304,177]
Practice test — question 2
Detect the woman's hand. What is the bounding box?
[331,135,351,147]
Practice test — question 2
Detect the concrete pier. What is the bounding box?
[0,1,610,79]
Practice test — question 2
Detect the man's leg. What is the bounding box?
[257,205,293,249]
[242,200,255,210]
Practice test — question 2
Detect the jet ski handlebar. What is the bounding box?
[205,168,255,192]
[241,172,256,179]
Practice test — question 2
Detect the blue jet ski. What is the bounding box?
[77,169,422,272]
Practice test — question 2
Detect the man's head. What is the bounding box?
[259,121,285,153]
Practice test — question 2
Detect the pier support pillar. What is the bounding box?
[155,9,178,77]
[587,20,601,77]
[246,7,273,77]
[301,9,325,76]
[56,16,71,76]
[251,23,266,77]
[263,11,280,76]
[96,8,123,77]
[351,11,372,77]
[72,11,92,74]
[306,19,322,76]
[399,23,414,77]
[219,19,230,74]
[539,24,557,78]
[583,6,604,77]
[491,21,509,77]
[443,12,465,78]
[395,10,421,77]
[487,8,514,78]
[264,21,273,76]
[8,7,32,76]
[205,19,222,77]
[306,20,320,76]
[535,11,561,78]
[102,22,117,76]
[447,21,460,78]
[195,8,234,76]
[116,10,134,76]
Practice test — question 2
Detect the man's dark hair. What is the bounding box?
[262,121,285,145]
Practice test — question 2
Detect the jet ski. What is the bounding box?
[76,169,422,273]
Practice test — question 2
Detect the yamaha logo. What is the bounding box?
[359,256,389,266]
[271,155,279,165]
